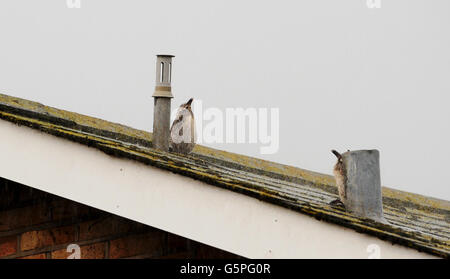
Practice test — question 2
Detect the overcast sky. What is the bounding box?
[0,0,449,200]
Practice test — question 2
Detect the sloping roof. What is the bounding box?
[0,93,449,258]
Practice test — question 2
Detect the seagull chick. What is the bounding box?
[170,98,196,154]
[330,150,347,208]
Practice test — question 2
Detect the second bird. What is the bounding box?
[170,98,196,154]
[331,149,347,208]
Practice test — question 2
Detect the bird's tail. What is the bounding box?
[331,150,342,159]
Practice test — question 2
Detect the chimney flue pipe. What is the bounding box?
[152,54,175,151]
[341,150,386,223]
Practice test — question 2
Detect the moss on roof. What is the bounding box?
[1,93,449,258]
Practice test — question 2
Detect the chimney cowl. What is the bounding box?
[153,55,175,98]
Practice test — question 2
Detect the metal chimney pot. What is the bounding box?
[152,54,175,151]
[341,150,386,223]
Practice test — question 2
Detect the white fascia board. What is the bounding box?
[0,120,435,258]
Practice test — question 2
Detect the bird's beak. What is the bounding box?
[186,98,193,108]
[331,150,342,159]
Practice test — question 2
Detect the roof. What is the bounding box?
[0,93,449,258]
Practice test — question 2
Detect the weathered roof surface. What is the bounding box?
[0,93,449,258]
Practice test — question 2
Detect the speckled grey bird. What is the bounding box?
[330,150,347,208]
[169,98,196,154]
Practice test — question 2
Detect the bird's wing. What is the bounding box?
[170,114,184,133]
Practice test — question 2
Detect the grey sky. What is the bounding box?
[0,0,449,200]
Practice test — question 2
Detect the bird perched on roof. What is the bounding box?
[169,98,196,154]
[330,150,347,208]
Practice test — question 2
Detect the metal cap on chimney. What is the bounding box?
[152,54,175,98]
[152,54,175,152]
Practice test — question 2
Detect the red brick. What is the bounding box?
[51,242,106,259]
[20,225,76,251]
[109,231,166,259]
[79,216,142,241]
[0,235,17,257]
[79,242,106,259]
[0,204,50,232]
[18,253,46,259]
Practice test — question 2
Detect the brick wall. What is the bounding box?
[0,177,241,259]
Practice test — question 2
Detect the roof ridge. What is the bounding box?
[1,93,448,209]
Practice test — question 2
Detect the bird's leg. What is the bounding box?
[329,199,345,209]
